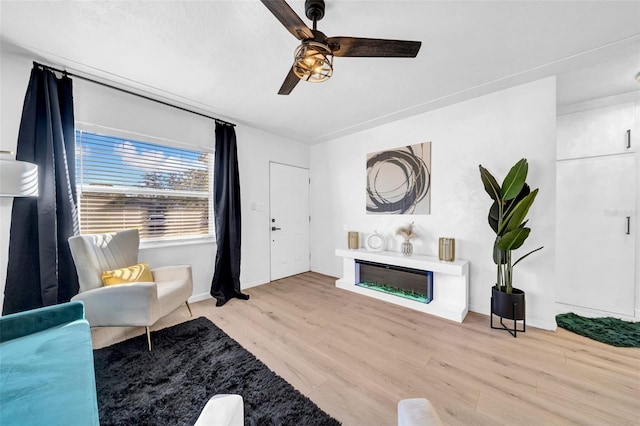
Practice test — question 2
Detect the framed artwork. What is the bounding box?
[366,142,431,214]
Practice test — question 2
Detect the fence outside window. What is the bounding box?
[75,130,213,241]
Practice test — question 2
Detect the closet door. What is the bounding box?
[556,154,635,316]
[557,102,636,159]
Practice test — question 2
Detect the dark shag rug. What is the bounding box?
[556,313,640,348]
[93,317,341,426]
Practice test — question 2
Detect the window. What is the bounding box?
[75,130,213,242]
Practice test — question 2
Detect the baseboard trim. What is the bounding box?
[242,278,270,289]
[189,278,271,303]
[310,266,337,278]
[468,303,485,316]
[527,318,557,331]
[468,303,557,331]
[556,302,638,322]
[188,293,212,304]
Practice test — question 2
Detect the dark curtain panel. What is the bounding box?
[210,123,249,306]
[3,65,79,315]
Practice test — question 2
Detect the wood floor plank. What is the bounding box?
[92,272,640,425]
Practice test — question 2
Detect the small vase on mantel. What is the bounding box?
[397,222,416,257]
[401,240,413,256]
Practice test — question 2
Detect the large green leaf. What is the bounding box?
[493,238,507,265]
[488,201,499,233]
[501,158,528,201]
[513,246,544,267]
[504,183,530,217]
[479,165,501,202]
[499,188,539,235]
[497,227,531,251]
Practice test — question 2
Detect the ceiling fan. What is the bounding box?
[260,0,422,95]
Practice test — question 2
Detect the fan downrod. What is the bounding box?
[305,0,325,22]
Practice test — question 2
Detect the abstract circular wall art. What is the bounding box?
[366,142,431,214]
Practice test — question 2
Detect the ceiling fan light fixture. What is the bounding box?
[261,0,420,94]
[293,41,333,82]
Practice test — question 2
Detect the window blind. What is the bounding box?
[76,130,212,241]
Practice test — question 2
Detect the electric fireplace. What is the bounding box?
[355,259,433,304]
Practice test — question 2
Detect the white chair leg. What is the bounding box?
[185,301,193,317]
[146,326,152,351]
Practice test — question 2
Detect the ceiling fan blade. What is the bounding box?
[278,67,301,95]
[327,37,421,58]
[260,0,314,40]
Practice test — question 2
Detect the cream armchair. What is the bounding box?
[68,229,193,350]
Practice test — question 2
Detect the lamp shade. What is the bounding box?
[0,159,38,197]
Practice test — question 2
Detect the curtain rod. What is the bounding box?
[33,61,236,128]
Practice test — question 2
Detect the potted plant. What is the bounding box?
[479,158,543,336]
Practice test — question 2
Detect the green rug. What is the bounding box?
[556,313,640,348]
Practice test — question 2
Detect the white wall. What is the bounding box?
[0,49,309,310]
[310,78,558,330]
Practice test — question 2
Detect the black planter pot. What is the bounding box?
[491,286,526,337]
[492,286,526,319]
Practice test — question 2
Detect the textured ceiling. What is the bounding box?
[1,1,639,144]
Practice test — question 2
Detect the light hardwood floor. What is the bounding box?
[92,272,640,425]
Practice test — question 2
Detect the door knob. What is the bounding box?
[271,226,281,231]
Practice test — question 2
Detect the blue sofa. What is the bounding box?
[0,301,99,425]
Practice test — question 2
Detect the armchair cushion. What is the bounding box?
[101,261,154,286]
[69,229,140,292]
[71,282,158,326]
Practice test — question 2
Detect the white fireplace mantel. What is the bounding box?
[335,249,469,323]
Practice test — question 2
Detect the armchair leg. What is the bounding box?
[146,326,152,351]
[185,301,193,317]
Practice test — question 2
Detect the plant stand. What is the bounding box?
[490,296,526,337]
[490,287,526,338]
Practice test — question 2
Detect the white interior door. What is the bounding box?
[270,163,310,281]
[556,154,636,316]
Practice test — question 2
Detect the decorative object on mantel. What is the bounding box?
[365,231,385,252]
[348,231,359,249]
[479,158,543,338]
[438,237,455,261]
[396,222,417,256]
[366,142,432,215]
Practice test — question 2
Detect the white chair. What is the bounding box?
[398,398,442,426]
[68,229,193,350]
[194,394,244,426]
